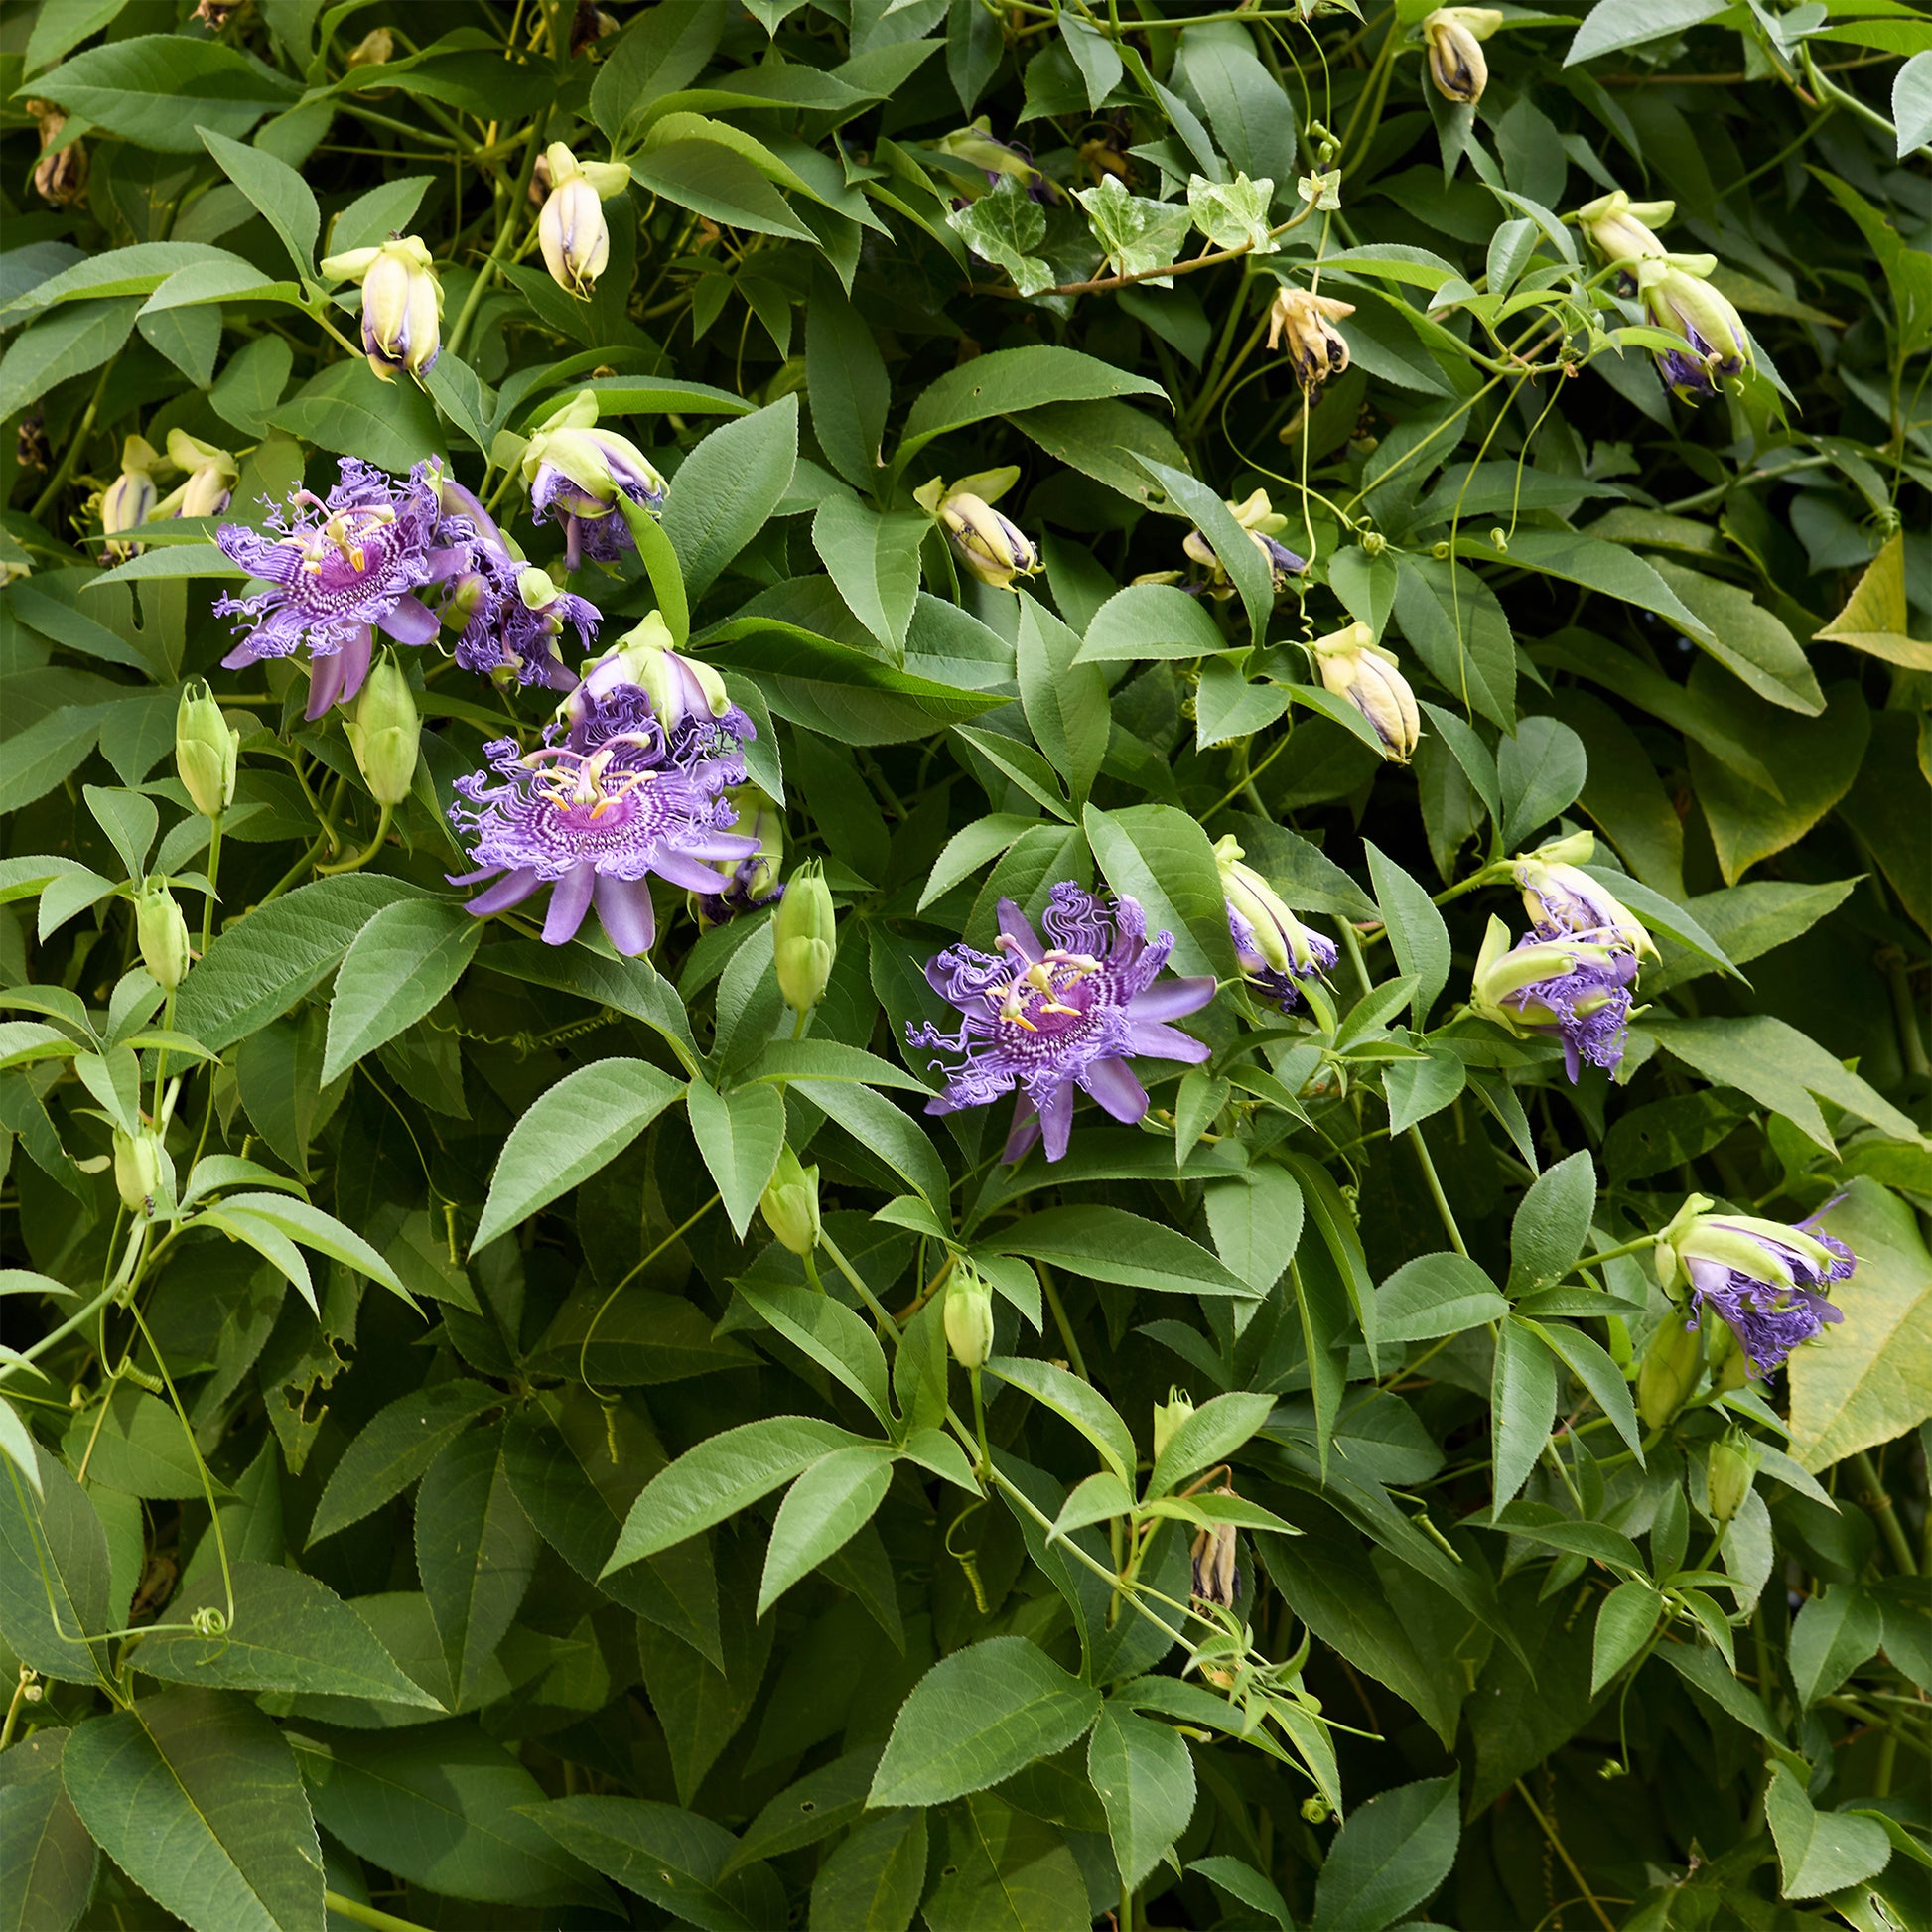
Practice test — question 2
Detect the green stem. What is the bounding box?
[315,801,394,876]
[0,1669,33,1751]
[1408,1126,1468,1258]
[200,816,223,954]
[29,358,117,522]
[1512,1779,1616,1932]
[0,1283,122,1384]
[445,109,551,361]
[324,1894,437,1932]
[1037,1262,1088,1381]
[1851,1450,1919,1577]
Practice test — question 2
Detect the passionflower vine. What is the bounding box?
[1470,915,1640,1081]
[1512,831,1656,958]
[212,458,456,717]
[449,684,757,954]
[1656,1194,1853,1377]
[1214,836,1336,1012]
[908,884,1215,1164]
[519,390,667,569]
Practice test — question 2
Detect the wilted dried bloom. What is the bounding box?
[1421,8,1502,105]
[27,101,87,206]
[1182,487,1308,599]
[1267,287,1354,390]
[17,417,51,473]
[1190,1489,1242,1608]
[571,0,620,56]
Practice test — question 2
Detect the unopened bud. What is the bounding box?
[1706,1428,1759,1525]
[1636,1314,1703,1429]
[345,650,420,805]
[1152,1389,1195,1460]
[98,435,164,563]
[321,235,442,382]
[135,882,191,991]
[113,1127,162,1214]
[176,681,240,817]
[943,1264,996,1372]
[1310,622,1420,762]
[759,1146,821,1256]
[773,862,835,1012]
[537,144,630,299]
[1421,7,1502,105]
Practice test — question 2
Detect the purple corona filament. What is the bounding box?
[1685,1218,1853,1377]
[909,883,1215,1164]
[1497,931,1639,1082]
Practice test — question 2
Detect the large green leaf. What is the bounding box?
[685,1076,788,1238]
[898,345,1165,467]
[989,1205,1253,1298]
[319,898,481,1086]
[661,394,799,599]
[1088,1703,1197,1891]
[0,1728,95,1932]
[0,1447,113,1688]
[1085,800,1240,979]
[1311,1773,1459,1931]
[29,35,299,148]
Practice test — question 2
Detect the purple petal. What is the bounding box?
[1002,1094,1041,1162]
[996,897,1041,961]
[1082,1054,1149,1125]
[465,867,541,916]
[378,593,440,645]
[651,848,746,895]
[595,873,657,955]
[542,863,597,945]
[1125,1020,1212,1064]
[1127,975,1217,1022]
[1036,1082,1074,1162]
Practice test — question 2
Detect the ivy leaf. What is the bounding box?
[1186,172,1277,254]
[1075,177,1195,286]
[948,178,1055,297]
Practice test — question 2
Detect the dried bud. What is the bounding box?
[1705,1429,1760,1525]
[1152,1389,1195,1461]
[915,470,1041,591]
[176,681,240,818]
[943,1264,997,1372]
[760,1146,822,1256]
[135,882,192,991]
[320,236,442,382]
[570,0,621,55]
[773,862,835,1012]
[1267,286,1355,390]
[345,650,420,805]
[112,1127,162,1215]
[537,144,631,299]
[1189,1489,1242,1608]
[1309,621,1420,761]
[1421,7,1502,104]
[345,26,393,66]
[1636,1313,1703,1430]
[27,100,87,206]
[17,417,51,473]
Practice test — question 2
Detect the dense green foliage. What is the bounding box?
[1,1,1929,1929]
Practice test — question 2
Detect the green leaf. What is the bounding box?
[291,1724,612,1910]
[1764,1763,1891,1900]
[734,1279,893,1425]
[1137,456,1273,643]
[812,497,926,652]
[989,1205,1254,1299]
[1018,593,1109,806]
[325,176,435,259]
[1789,1584,1882,1707]
[0,1727,96,1932]
[759,1446,895,1615]
[686,1076,787,1239]
[1377,1252,1507,1343]
[1590,1580,1663,1694]
[0,297,141,423]
[1529,1319,1643,1459]
[1187,172,1276,252]
[1648,559,1825,715]
[1895,51,1932,159]
[1201,1166,1305,1296]
[810,1810,928,1932]
[898,345,1164,469]
[627,139,817,242]
[1392,556,1517,732]
[269,357,447,473]
[920,814,1043,910]
[175,876,425,1053]
[1565,0,1726,65]
[134,1561,441,1708]
[197,127,319,282]
[1076,176,1195,284]
[950,177,1054,296]
[61,1385,215,1500]
[792,1079,953,1211]
[1507,1150,1596,1295]
[417,1422,539,1715]
[1077,583,1226,662]
[606,1416,871,1571]
[983,1355,1137,1482]
[1490,1315,1558,1514]
[472,1058,684,1253]
[63,1690,324,1932]
[662,394,798,601]
[521,1798,784,1932]
[1088,1704,1197,1892]
[1497,716,1587,849]
[870,1636,1102,1807]
[925,1795,1086,1932]
[211,1194,408,1302]
[1085,801,1241,980]
[1191,1857,1293,1929]
[319,899,481,1086]
[1789,1182,1932,1472]
[1148,1391,1277,1499]
[806,266,889,487]
[1363,841,1451,1025]
[1312,1773,1459,1932]
[616,492,691,645]
[27,35,298,149]
[308,1381,503,1545]
[1010,396,1191,510]
[0,1446,112,1688]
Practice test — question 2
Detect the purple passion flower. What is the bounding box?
[908,883,1215,1164]
[1658,1195,1853,1377]
[449,683,757,954]
[518,390,667,571]
[1470,915,1640,1081]
[1214,835,1337,1014]
[213,458,456,717]
[1513,832,1657,959]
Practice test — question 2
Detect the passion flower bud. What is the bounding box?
[1705,1428,1760,1525]
[536,143,631,298]
[345,649,421,805]
[1635,256,1752,402]
[175,681,240,819]
[520,390,668,568]
[98,435,164,563]
[1266,286,1355,390]
[1469,915,1639,1081]
[321,235,443,383]
[773,861,835,1012]
[135,882,192,991]
[572,611,733,733]
[759,1145,822,1256]
[112,1126,163,1215]
[1636,1311,1703,1429]
[159,429,237,519]
[1576,190,1675,268]
[1215,834,1337,1012]
[1181,487,1308,598]
[1309,621,1420,762]
[693,785,784,930]
[1421,7,1503,104]
[345,25,393,66]
[915,470,1042,591]
[1152,1388,1195,1461]
[943,1263,997,1372]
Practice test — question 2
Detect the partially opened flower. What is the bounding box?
[451,559,599,690]
[1266,288,1355,391]
[520,390,667,569]
[1635,256,1752,402]
[1182,489,1307,599]
[1656,1194,1854,1377]
[570,611,745,738]
[692,785,783,930]
[449,684,757,953]
[1470,915,1640,1081]
[537,142,632,298]
[1512,831,1656,958]
[155,430,237,520]
[1214,835,1336,1012]
[931,120,1053,201]
[320,235,443,382]
[908,883,1215,1164]
[212,458,452,716]
[1421,7,1502,104]
[1309,621,1419,760]
[915,469,1041,590]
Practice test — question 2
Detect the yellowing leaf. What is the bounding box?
[1814,532,1932,671]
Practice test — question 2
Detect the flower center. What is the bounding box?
[523,738,659,824]
[992,946,1100,1036]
